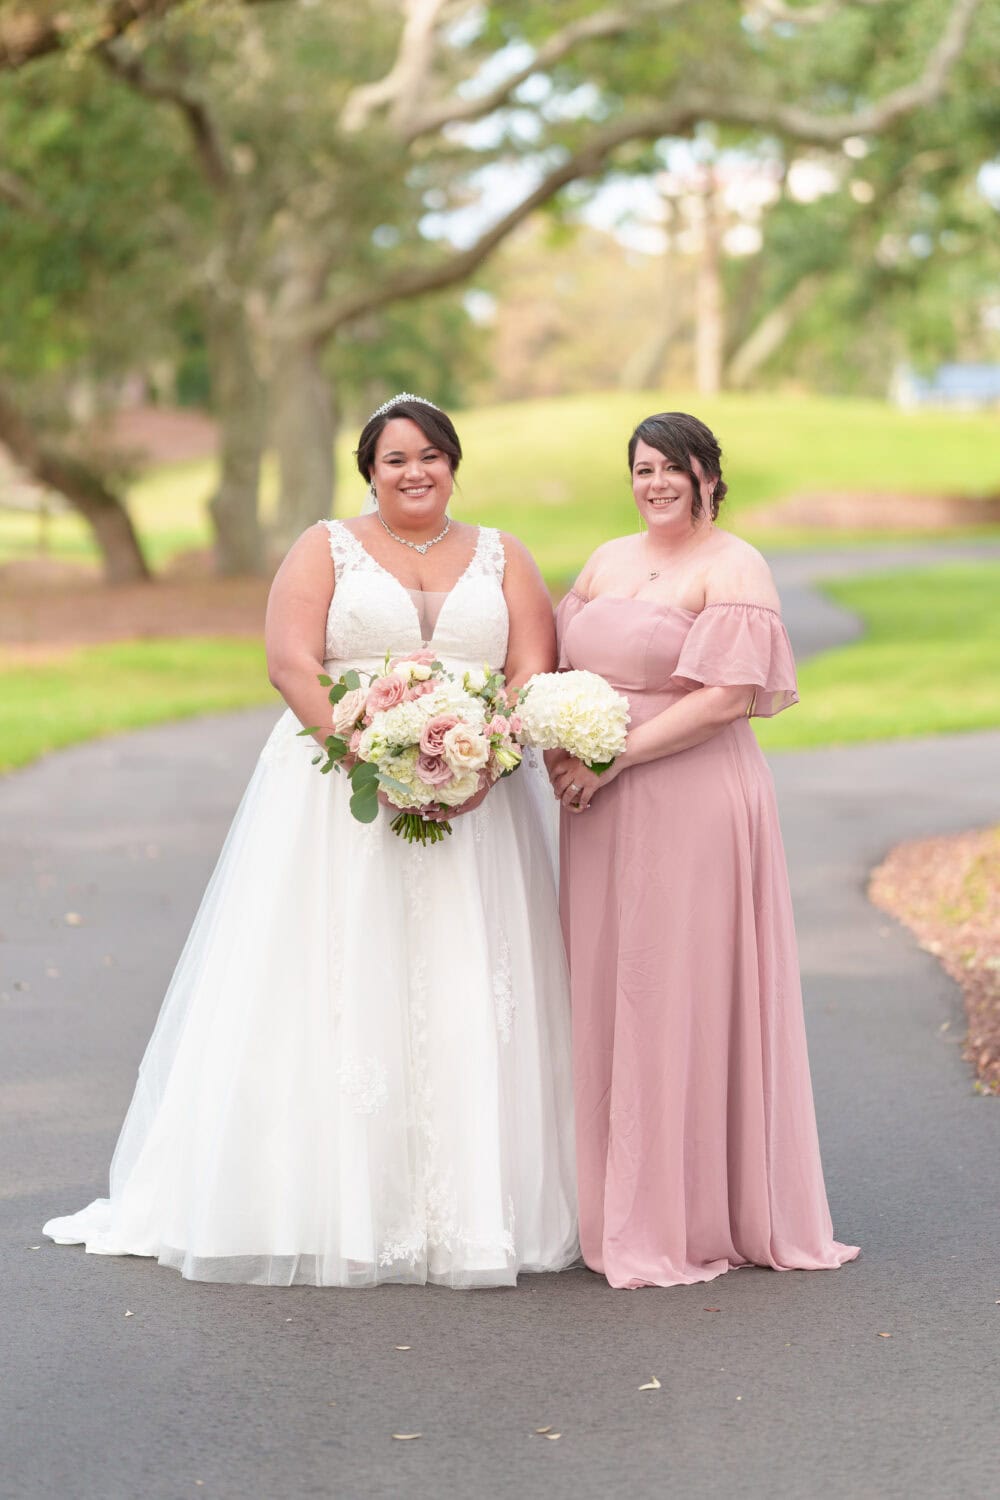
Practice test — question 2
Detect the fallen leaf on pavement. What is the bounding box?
[124,1310,134,1318]
[703,1307,720,1312]
[638,1377,661,1391]
[394,1345,412,1350]
[535,1426,552,1434]
[877,1332,891,1338]
[392,1433,422,1441]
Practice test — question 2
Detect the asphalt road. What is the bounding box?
[2,545,998,1500]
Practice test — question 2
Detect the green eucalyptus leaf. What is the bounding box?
[317,675,333,687]
[377,772,412,797]
[297,726,320,737]
[329,683,348,704]
[344,669,361,690]
[350,789,380,823]
[350,761,380,787]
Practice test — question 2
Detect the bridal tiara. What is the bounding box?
[367,391,440,423]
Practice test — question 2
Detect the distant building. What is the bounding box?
[891,363,1000,411]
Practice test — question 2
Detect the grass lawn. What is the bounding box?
[0,638,276,773]
[1,562,996,773]
[1,392,998,583]
[755,562,1000,751]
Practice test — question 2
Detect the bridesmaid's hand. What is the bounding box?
[544,749,574,788]
[550,756,621,812]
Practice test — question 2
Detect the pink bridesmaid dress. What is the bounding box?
[557,592,859,1290]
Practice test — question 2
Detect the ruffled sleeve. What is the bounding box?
[671,603,798,717]
[555,589,588,670]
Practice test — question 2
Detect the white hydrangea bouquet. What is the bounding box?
[300,650,522,845]
[516,669,630,773]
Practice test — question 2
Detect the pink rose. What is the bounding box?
[420,713,459,756]
[416,752,454,787]
[508,715,522,735]
[390,648,436,670]
[486,714,509,738]
[404,679,437,701]
[348,728,362,755]
[365,673,406,716]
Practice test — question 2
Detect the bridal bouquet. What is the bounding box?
[301,650,522,845]
[516,670,630,773]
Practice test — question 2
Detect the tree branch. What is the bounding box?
[0,0,286,73]
[716,0,981,143]
[0,381,151,583]
[340,0,451,133]
[402,1,688,142]
[296,0,979,343]
[0,0,180,70]
[748,0,886,26]
[98,39,231,190]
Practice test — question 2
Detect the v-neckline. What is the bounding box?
[336,521,484,646]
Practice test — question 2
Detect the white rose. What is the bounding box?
[434,769,482,807]
[463,667,488,693]
[331,686,367,736]
[441,722,490,775]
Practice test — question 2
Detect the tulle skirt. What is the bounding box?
[44,711,579,1287]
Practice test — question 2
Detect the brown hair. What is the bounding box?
[355,399,462,480]
[627,411,727,521]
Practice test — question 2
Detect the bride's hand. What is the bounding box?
[438,779,490,820]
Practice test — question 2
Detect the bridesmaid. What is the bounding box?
[550,411,859,1290]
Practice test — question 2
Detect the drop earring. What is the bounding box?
[369,480,378,508]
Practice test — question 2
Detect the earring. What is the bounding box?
[369,480,378,508]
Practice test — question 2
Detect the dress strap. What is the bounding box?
[321,519,379,581]
[472,526,506,584]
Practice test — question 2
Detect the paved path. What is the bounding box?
[2,546,998,1500]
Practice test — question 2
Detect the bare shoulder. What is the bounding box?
[270,521,335,589]
[497,528,537,562]
[498,531,547,593]
[573,534,635,595]
[703,532,781,609]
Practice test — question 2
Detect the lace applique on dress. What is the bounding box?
[494,933,515,1044]
[338,1055,389,1115]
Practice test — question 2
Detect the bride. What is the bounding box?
[44,394,578,1288]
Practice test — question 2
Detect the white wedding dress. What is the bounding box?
[44,521,579,1287]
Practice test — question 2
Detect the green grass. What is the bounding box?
[0,638,276,773]
[755,562,1000,751]
[2,392,998,582]
[2,563,996,774]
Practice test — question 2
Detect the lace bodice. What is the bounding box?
[322,520,509,675]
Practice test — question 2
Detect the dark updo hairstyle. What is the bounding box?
[355,398,462,481]
[627,411,728,522]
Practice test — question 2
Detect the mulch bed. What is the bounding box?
[870,827,1000,1094]
[0,557,269,658]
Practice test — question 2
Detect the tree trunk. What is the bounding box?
[270,331,335,553]
[694,173,724,397]
[206,299,265,575]
[269,239,336,558]
[725,275,822,389]
[0,384,150,584]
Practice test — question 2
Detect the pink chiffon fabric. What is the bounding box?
[557,592,859,1290]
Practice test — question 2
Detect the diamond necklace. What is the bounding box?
[377,509,451,556]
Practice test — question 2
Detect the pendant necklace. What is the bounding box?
[377,509,451,556]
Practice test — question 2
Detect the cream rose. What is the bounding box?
[331,686,367,736]
[441,722,490,775]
